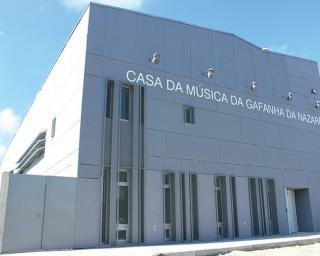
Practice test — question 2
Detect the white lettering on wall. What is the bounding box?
[125,70,320,127]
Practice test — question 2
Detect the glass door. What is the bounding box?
[117,169,130,243]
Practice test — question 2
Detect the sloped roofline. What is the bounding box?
[90,1,318,65]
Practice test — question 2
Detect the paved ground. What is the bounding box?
[3,233,320,256]
[226,243,320,256]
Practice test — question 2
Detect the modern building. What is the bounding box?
[1,2,320,253]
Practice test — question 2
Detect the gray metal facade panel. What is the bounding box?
[41,177,77,250]
[235,176,252,238]
[269,53,290,92]
[240,118,281,148]
[104,8,137,62]
[74,178,101,248]
[135,15,165,70]
[164,21,191,77]
[197,174,216,241]
[212,31,238,90]
[79,3,320,246]
[195,109,242,141]
[143,170,163,243]
[189,26,215,84]
[233,37,255,91]
[285,55,318,78]
[79,75,105,167]
[87,4,106,55]
[2,175,46,253]
[252,48,274,98]
[144,129,166,158]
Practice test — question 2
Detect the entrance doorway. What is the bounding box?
[285,189,298,234]
[285,188,313,234]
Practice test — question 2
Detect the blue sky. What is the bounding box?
[0,0,319,160]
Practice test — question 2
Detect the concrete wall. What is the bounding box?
[0,173,100,254]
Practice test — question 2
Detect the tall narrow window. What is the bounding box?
[190,174,199,240]
[106,81,114,118]
[258,178,267,235]
[181,173,187,241]
[117,169,130,242]
[249,177,260,236]
[184,106,194,124]
[266,179,279,234]
[215,176,228,238]
[140,87,144,124]
[140,169,144,243]
[163,173,175,241]
[121,86,130,120]
[230,176,239,238]
[51,117,56,138]
[102,167,111,244]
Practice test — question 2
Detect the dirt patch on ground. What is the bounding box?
[223,243,320,256]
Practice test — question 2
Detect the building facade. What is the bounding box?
[1,2,320,253]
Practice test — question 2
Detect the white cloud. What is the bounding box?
[0,108,21,162]
[0,108,20,135]
[269,44,293,55]
[62,0,144,11]
[0,144,6,160]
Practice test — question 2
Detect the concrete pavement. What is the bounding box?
[3,233,320,256]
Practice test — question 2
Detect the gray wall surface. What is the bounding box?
[0,173,100,253]
[78,3,320,246]
[1,174,46,253]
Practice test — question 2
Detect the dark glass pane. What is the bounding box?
[106,81,114,118]
[249,178,260,236]
[216,177,220,187]
[165,228,170,239]
[118,230,126,240]
[118,186,129,224]
[141,87,144,124]
[258,178,267,235]
[164,174,170,185]
[191,174,199,240]
[119,171,127,183]
[190,108,194,124]
[267,179,279,234]
[102,167,110,243]
[121,87,130,120]
[231,176,239,238]
[140,169,144,243]
[217,190,223,222]
[164,187,171,224]
[185,108,190,123]
[181,174,186,240]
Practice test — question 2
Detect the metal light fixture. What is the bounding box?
[207,68,215,79]
[151,52,160,64]
[311,89,317,94]
[316,101,320,108]
[287,92,294,100]
[250,81,257,91]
